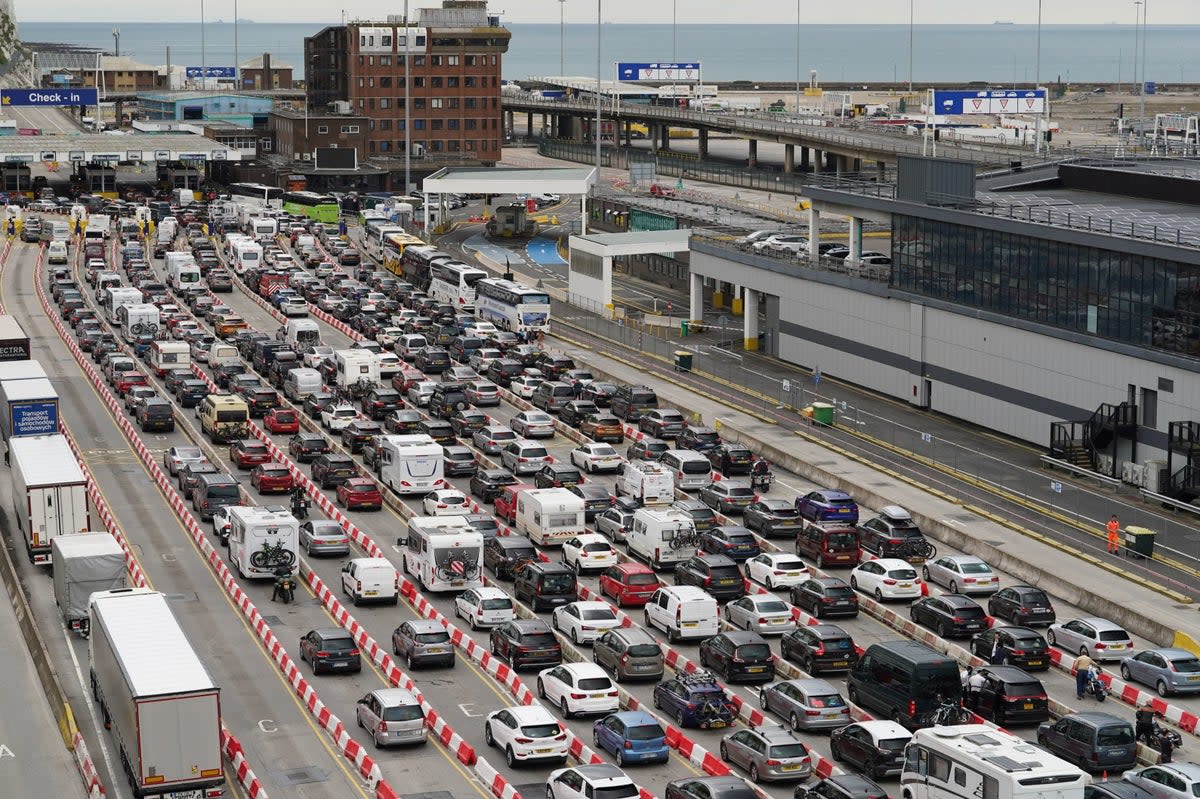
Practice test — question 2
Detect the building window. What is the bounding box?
[341,124,360,133]
[465,119,477,130]
[380,119,391,130]
[382,35,392,47]
[358,99,364,107]
[447,98,459,109]
[417,35,426,46]
[465,98,477,109]
[368,119,375,130]
[431,119,443,130]
[380,140,391,152]
[368,77,375,87]
[432,141,443,152]
[380,98,390,109]
[414,120,425,129]
[260,138,273,151]
[414,55,425,67]
[448,119,459,129]
[368,98,374,109]
[466,55,477,66]
[397,120,405,131]
[358,55,364,66]
[447,77,459,88]
[431,98,443,109]
[413,98,426,109]
[317,125,329,134]
[357,77,365,88]
[448,140,461,151]
[412,77,425,88]
[431,56,441,66]
[447,56,459,66]
[491,55,497,65]
[465,140,475,150]
[431,77,443,88]
[465,77,477,88]
[380,55,391,66]
[380,76,392,88]
[368,140,375,152]
[368,56,374,66]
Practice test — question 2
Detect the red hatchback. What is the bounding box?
[229,439,272,468]
[250,462,295,494]
[337,477,383,511]
[599,562,662,607]
[494,483,533,524]
[114,371,150,396]
[264,408,300,434]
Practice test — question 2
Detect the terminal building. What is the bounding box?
[686,157,1200,500]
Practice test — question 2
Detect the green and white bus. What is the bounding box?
[282,191,340,224]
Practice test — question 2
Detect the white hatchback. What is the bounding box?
[484,705,568,767]
[423,488,471,516]
[849,558,923,601]
[560,533,618,574]
[536,662,620,717]
[745,552,810,590]
[454,586,515,630]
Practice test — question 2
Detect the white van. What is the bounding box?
[626,508,697,570]
[515,487,586,546]
[644,585,720,642]
[47,240,69,264]
[284,367,322,401]
[661,450,714,491]
[208,342,239,367]
[616,460,675,505]
[340,557,399,605]
[285,319,321,351]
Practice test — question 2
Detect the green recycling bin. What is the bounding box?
[680,320,690,337]
[1123,526,1156,559]
[674,350,693,372]
[811,402,835,426]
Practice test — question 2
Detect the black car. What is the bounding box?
[300,628,362,674]
[790,577,859,619]
[677,425,721,452]
[558,400,598,428]
[385,409,424,434]
[579,381,618,407]
[178,461,219,495]
[908,594,988,638]
[471,468,518,503]
[245,387,280,417]
[857,505,930,563]
[137,398,176,432]
[781,624,859,675]
[743,500,803,538]
[486,358,523,387]
[311,453,357,489]
[626,437,669,462]
[483,534,538,580]
[969,626,1051,671]
[568,483,612,522]
[215,362,248,390]
[793,776,889,799]
[638,409,687,439]
[673,554,745,601]
[1084,783,1157,799]
[341,420,382,454]
[449,408,489,438]
[699,631,775,683]
[289,432,330,463]
[414,346,452,374]
[175,379,209,408]
[965,665,1050,725]
[417,418,456,446]
[667,777,756,799]
[443,445,478,477]
[828,724,910,781]
[707,443,753,475]
[428,383,469,420]
[533,463,582,490]
[361,387,404,420]
[699,525,760,562]
[489,619,562,670]
[988,585,1057,626]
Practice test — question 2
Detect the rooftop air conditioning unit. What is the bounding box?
[1096,454,1114,476]
[1121,461,1143,487]
[332,100,351,115]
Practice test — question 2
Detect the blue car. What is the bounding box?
[794,489,859,525]
[592,711,669,765]
[652,672,737,730]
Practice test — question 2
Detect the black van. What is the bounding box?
[190,474,242,521]
[610,385,659,422]
[847,640,962,730]
[513,562,578,611]
[137,397,176,432]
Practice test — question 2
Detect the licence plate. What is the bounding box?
[452,580,463,587]
[1109,644,1126,650]
[719,579,738,585]
[708,721,726,729]
[166,791,203,799]
[899,583,913,588]
[427,648,445,654]
[590,693,607,699]
[1023,702,1034,710]
[536,748,554,754]
[781,764,802,772]
[364,590,378,596]
[682,622,698,628]
[824,712,841,719]
[332,662,348,668]
[829,661,849,667]
[1189,676,1200,682]
[747,666,765,673]
[1027,660,1043,667]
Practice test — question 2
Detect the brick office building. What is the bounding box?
[304,1,510,167]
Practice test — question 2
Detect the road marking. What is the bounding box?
[162,552,177,562]
[0,744,13,758]
[457,703,483,717]
[258,719,277,733]
[940,518,962,528]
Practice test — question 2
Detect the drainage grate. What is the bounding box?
[270,766,330,787]
[259,615,283,626]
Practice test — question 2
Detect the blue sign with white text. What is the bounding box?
[617,62,702,82]
[186,66,236,78]
[0,88,97,107]
[933,89,1046,115]
[11,401,58,437]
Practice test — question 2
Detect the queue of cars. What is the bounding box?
[62,202,1184,799]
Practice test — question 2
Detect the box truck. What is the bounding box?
[89,588,225,799]
[10,434,90,564]
[52,531,126,636]
[0,357,45,383]
[0,376,59,439]
[0,314,30,361]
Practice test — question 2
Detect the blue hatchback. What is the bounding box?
[592,711,669,765]
[795,490,859,525]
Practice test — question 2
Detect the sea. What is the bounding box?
[15,21,1200,86]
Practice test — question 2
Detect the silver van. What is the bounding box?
[284,367,323,401]
[355,688,428,748]
[532,381,575,413]
[661,449,713,491]
[592,627,664,681]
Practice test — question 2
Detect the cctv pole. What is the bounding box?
[404,0,412,195]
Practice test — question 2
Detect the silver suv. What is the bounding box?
[500,439,551,476]
[592,627,664,681]
[391,619,455,668]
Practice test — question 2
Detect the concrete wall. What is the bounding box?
[690,248,1200,459]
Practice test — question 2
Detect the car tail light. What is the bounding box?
[356,580,362,592]
[1094,643,1106,650]
[316,650,330,658]
[820,597,835,604]
[888,538,902,545]
[805,709,820,716]
[757,617,768,625]
[883,579,897,585]
[812,644,825,655]
[766,759,782,766]
[753,494,760,502]
[963,578,976,584]
[907,700,916,718]
[515,737,533,744]
[620,654,630,665]
[1010,649,1025,656]
[703,576,712,587]
[623,741,633,749]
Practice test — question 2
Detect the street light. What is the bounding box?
[1133,0,1141,101]
[908,0,914,93]
[794,0,800,117]
[559,0,567,76]
[1034,0,1042,155]
[595,0,602,177]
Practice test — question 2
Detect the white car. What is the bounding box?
[550,601,621,645]
[280,298,309,317]
[377,353,401,377]
[570,443,623,474]
[465,321,498,338]
[723,594,796,634]
[170,320,199,340]
[536,663,619,718]
[547,765,636,799]
[376,327,404,349]
[321,403,358,431]
[510,375,542,399]
[303,345,334,368]
[454,586,515,630]
[484,705,568,767]
[560,534,618,574]
[921,555,1000,595]
[211,505,234,543]
[423,488,471,516]
[511,410,555,439]
[849,558,923,601]
[163,445,206,476]
[745,552,809,590]
[406,380,437,407]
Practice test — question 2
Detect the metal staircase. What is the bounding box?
[1167,421,1200,501]
[1049,401,1138,479]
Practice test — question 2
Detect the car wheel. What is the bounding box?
[615,748,625,767]
[546,788,555,799]
[560,696,572,719]
[505,746,517,769]
[675,707,686,726]
[789,712,800,732]
[874,588,884,602]
[571,628,580,645]
[950,581,959,594]
[1157,680,1171,697]
[922,566,931,582]
[483,723,495,747]
[749,764,761,784]
[937,621,950,638]
[537,678,546,698]
[803,655,816,675]
[816,554,826,569]
[1120,664,1131,680]
[848,686,859,705]
[849,576,858,590]
[372,728,383,749]
[830,740,842,762]
[720,742,729,760]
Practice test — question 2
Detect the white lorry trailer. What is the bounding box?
[89,588,225,798]
[52,531,126,636]
[10,434,90,564]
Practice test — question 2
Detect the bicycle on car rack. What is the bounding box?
[898,537,937,561]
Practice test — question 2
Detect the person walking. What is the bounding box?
[1073,653,1097,699]
[1106,514,1121,555]
[989,636,1006,665]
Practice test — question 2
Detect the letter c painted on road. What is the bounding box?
[258,719,277,733]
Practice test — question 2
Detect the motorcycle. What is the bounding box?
[1084,670,1108,702]
[1150,718,1184,751]
[291,493,310,520]
[751,472,773,492]
[273,568,296,604]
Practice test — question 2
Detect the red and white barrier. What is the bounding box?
[70,730,105,799]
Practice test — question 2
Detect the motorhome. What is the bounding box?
[227,506,299,580]
[377,434,445,496]
[515,487,586,546]
[401,515,485,592]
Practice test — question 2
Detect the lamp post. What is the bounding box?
[1139,0,1148,124]
[794,0,801,116]
[1034,0,1042,155]
[1133,0,1141,102]
[559,0,567,76]
[200,0,206,89]
[595,0,601,176]
[672,0,677,106]
[908,0,914,92]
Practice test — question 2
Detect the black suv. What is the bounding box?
[698,631,776,683]
[533,463,582,489]
[489,619,562,671]
[610,384,658,422]
[707,443,754,475]
[673,554,746,601]
[299,627,362,675]
[486,358,523,387]
[987,585,1057,627]
[442,445,477,477]
[414,346,452,374]
[781,624,859,675]
[677,426,721,452]
[513,562,578,611]
[966,665,1050,725]
[471,468,517,503]
[909,594,988,638]
[627,437,669,462]
[558,400,599,428]
[361,387,404,420]
[969,626,1050,671]
[483,535,538,580]
[289,432,331,463]
[311,453,357,488]
[429,382,470,419]
[856,505,931,563]
[137,397,176,432]
[175,379,209,408]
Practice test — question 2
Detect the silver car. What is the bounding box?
[724,595,796,635]
[1047,617,1135,661]
[406,380,436,407]
[758,678,851,731]
[511,410,556,439]
[595,507,634,543]
[921,555,1000,595]
[391,619,455,668]
[719,726,812,783]
[355,688,427,748]
[1124,763,1200,799]
[164,445,206,476]
[1120,648,1200,696]
[473,424,517,456]
[299,520,350,557]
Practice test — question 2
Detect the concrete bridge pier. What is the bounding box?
[698,128,709,159]
[748,139,758,167]
[783,144,794,174]
[800,147,810,171]
[526,112,533,137]
[813,149,824,173]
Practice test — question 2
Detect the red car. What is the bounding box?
[229,439,272,469]
[114,371,150,396]
[264,408,300,434]
[337,477,383,510]
[250,462,295,494]
[599,562,662,607]
[494,483,533,524]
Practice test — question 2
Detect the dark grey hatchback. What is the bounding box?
[300,627,362,675]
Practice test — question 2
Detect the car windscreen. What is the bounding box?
[520,632,557,648]
[959,562,992,574]
[807,693,847,708]
[324,637,356,652]
[382,705,423,722]
[480,597,512,610]
[207,484,240,498]
[626,573,658,586]
[1012,635,1046,649]
[734,644,772,660]
[577,677,612,690]
[726,487,755,498]
[581,608,616,621]
[519,723,560,738]
[878,737,909,752]
[914,669,963,701]
[885,568,918,580]
[681,460,711,474]
[593,786,638,799]
[540,574,575,591]
[768,743,808,759]
[627,643,662,658]
[624,722,665,740]
[522,447,548,458]
[756,600,789,613]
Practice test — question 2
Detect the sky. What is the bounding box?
[13,0,1199,25]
